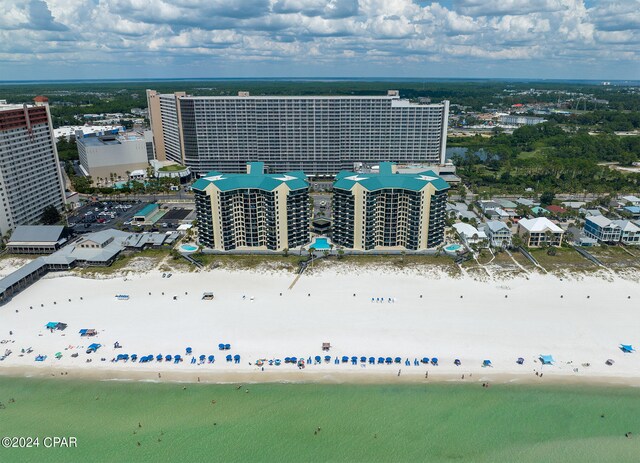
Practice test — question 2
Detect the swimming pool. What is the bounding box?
[179,244,199,253]
[310,238,331,250]
[444,244,463,254]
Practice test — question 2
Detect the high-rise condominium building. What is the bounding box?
[147,90,449,176]
[192,162,309,251]
[0,97,65,236]
[332,163,449,251]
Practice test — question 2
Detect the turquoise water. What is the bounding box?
[445,244,463,252]
[311,238,331,250]
[2,378,640,463]
[180,244,198,252]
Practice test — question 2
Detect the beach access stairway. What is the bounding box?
[517,246,540,267]
[180,253,203,269]
[572,246,605,267]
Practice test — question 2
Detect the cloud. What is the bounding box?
[0,0,637,80]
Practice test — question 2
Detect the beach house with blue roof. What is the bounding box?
[192,162,309,251]
[331,163,449,250]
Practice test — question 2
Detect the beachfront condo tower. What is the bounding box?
[332,163,449,251]
[0,97,66,237]
[192,162,309,251]
[146,89,449,176]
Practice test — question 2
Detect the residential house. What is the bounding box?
[583,216,621,243]
[483,221,512,247]
[517,217,564,247]
[452,222,487,244]
[612,220,640,245]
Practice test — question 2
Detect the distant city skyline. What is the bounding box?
[0,0,638,81]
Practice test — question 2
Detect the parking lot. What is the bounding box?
[67,201,195,234]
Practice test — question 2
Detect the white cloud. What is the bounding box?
[0,0,636,79]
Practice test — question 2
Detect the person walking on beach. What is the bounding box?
[398,369,401,376]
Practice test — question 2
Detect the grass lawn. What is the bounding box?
[529,247,597,272]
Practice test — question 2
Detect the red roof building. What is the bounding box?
[546,205,567,214]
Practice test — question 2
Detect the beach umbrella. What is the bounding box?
[291,357,297,363]
[431,358,439,365]
[385,357,392,364]
[351,356,358,362]
[226,354,232,362]
[620,344,635,353]
[454,359,461,366]
[341,356,349,363]
[275,359,282,366]
[483,360,492,367]
[360,356,367,363]
[218,343,225,350]
[224,344,231,350]
[324,356,331,362]
[517,357,525,365]
[606,359,615,366]
[539,355,554,365]
[315,356,321,363]
[378,357,384,364]
[165,355,172,362]
[421,357,429,364]
[199,354,206,360]
[284,357,291,363]
[55,352,62,359]
[208,355,215,363]
[369,357,375,364]
[186,347,192,354]
[394,357,401,364]
[234,354,240,360]
[155,354,162,361]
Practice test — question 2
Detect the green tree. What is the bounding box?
[41,205,61,225]
[539,191,555,206]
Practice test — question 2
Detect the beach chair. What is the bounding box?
[226,354,232,362]
[315,356,321,364]
[218,343,225,350]
[324,356,331,363]
[234,354,240,364]
[394,357,401,364]
[378,357,384,364]
[385,357,392,364]
[341,356,348,363]
[224,344,231,350]
[186,347,192,355]
[431,358,439,366]
[369,357,375,364]
[208,355,215,363]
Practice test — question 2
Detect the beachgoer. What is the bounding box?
[398,369,401,376]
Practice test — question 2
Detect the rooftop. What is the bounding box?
[518,217,563,233]
[334,162,449,193]
[586,215,616,228]
[8,225,65,244]
[192,162,308,193]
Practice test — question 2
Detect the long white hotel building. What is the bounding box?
[147,90,449,176]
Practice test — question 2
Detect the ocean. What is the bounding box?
[0,377,639,462]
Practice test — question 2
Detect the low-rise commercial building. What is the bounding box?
[332,162,449,251]
[192,162,309,251]
[517,217,564,247]
[76,130,150,181]
[6,225,68,254]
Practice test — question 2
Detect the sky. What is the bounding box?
[0,0,638,81]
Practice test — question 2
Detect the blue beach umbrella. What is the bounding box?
[324,355,331,362]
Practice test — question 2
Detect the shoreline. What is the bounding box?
[3,365,640,388]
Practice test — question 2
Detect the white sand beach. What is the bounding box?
[1,266,639,385]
